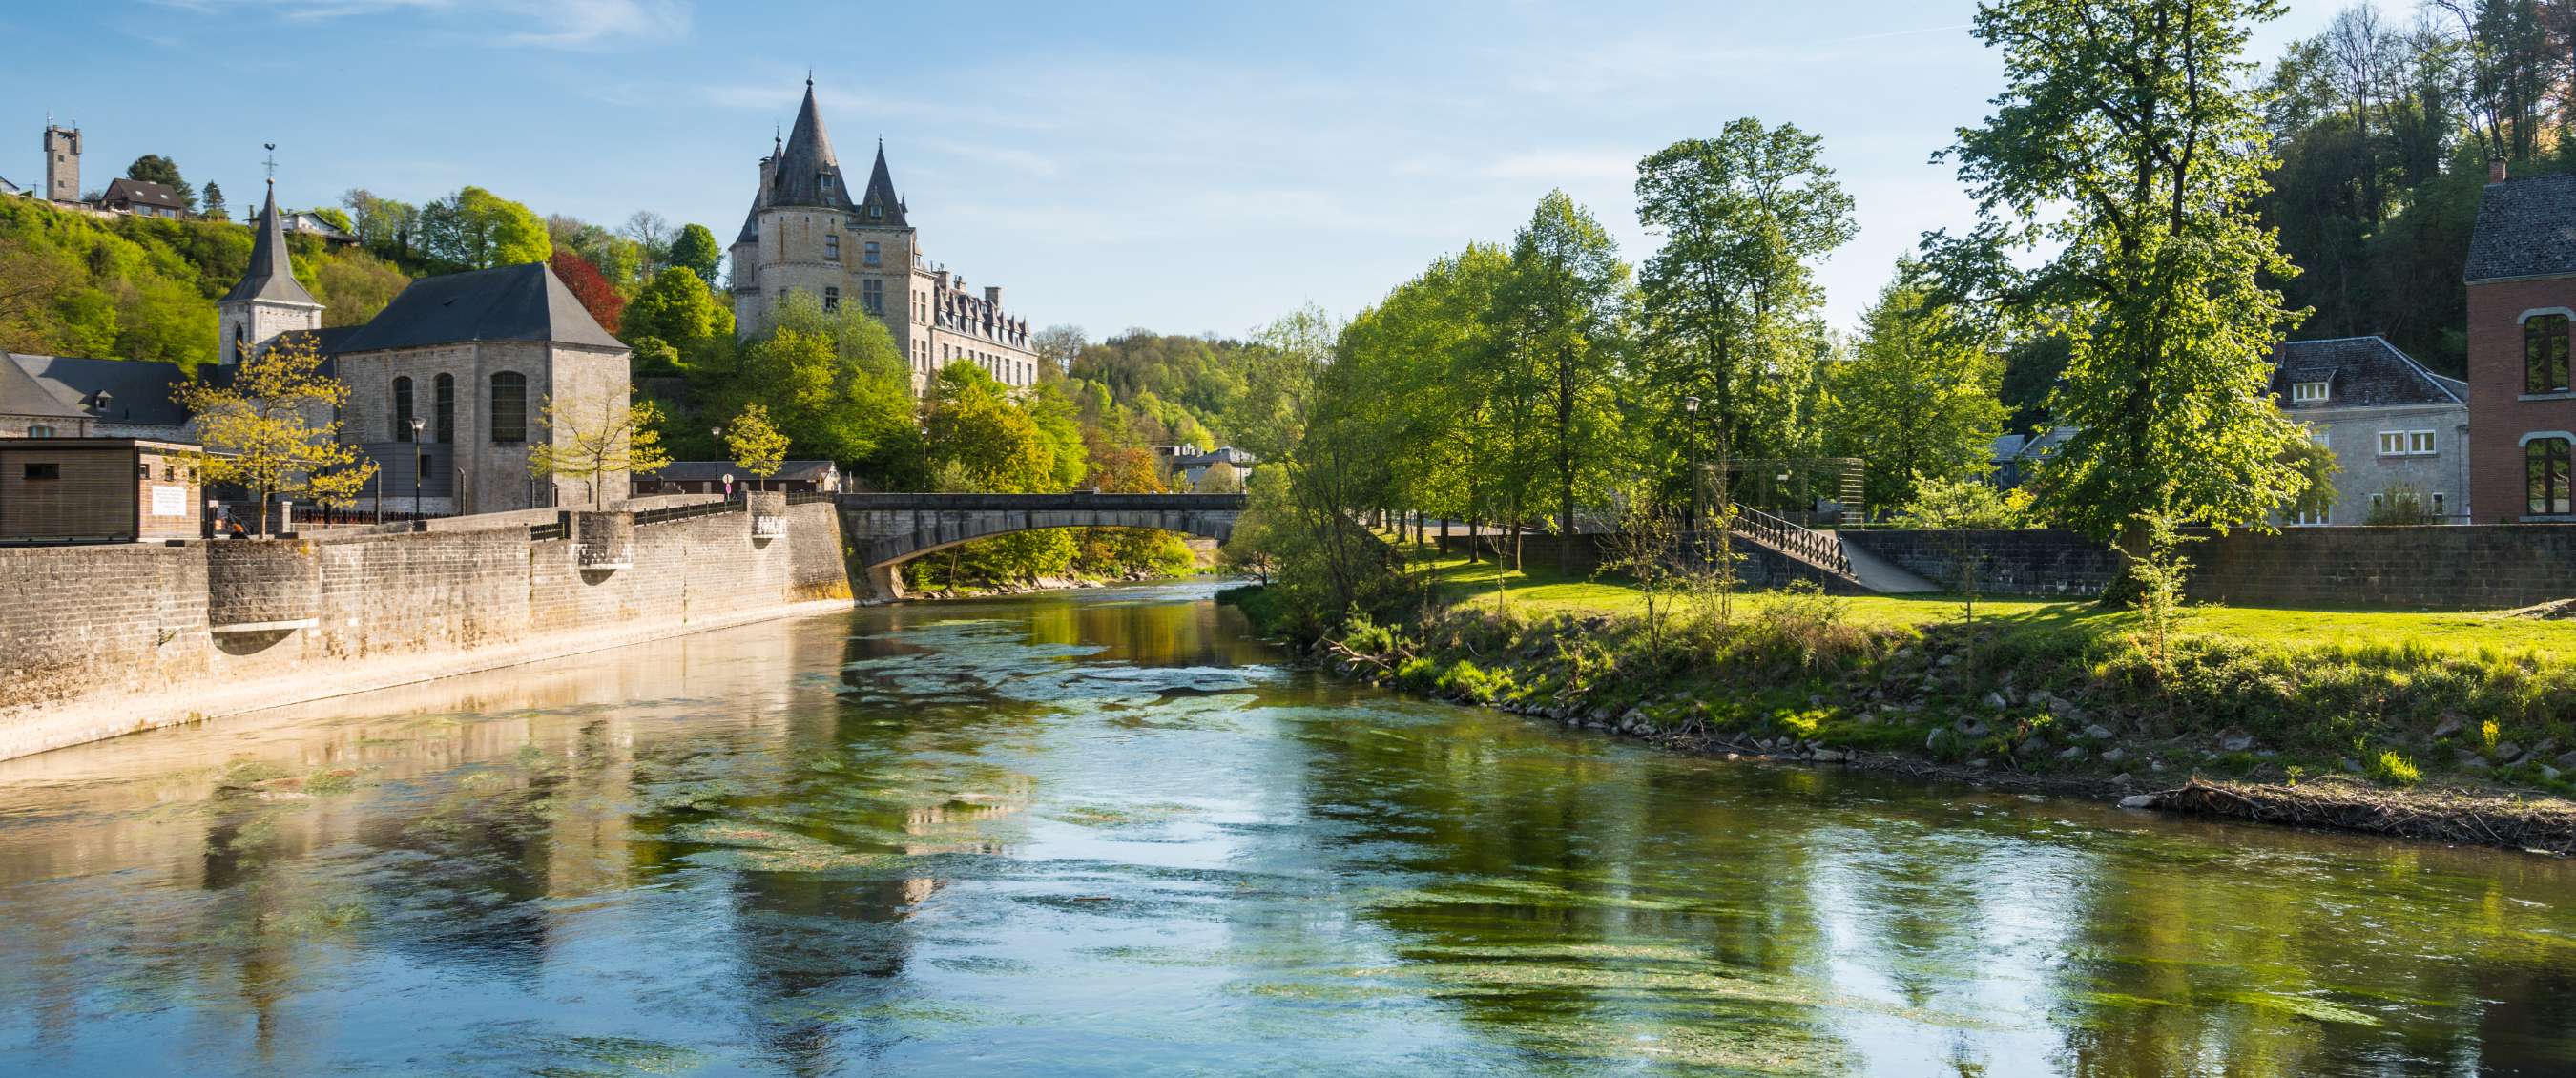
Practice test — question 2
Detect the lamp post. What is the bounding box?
[1682,396,1702,531]
[408,416,426,523]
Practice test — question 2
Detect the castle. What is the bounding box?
[727,79,1040,393]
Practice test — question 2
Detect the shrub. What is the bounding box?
[2370,751,2422,787]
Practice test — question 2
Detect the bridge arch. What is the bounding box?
[832,492,1246,600]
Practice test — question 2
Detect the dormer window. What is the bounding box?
[2291,381,2330,404]
[869,204,883,220]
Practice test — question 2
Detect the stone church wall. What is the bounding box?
[0,501,854,762]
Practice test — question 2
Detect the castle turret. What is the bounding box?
[218,178,324,365]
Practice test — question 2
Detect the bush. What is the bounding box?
[2370,751,2422,787]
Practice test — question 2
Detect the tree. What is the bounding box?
[669,223,721,283]
[343,189,420,259]
[125,155,196,211]
[1238,304,1340,460]
[1195,459,1244,493]
[1635,121,1858,489]
[201,182,227,222]
[1491,190,1631,573]
[622,211,674,275]
[417,186,550,269]
[1032,324,1086,381]
[723,291,914,473]
[1823,272,2008,513]
[624,267,727,351]
[550,250,625,333]
[526,394,673,509]
[1924,0,2314,554]
[172,333,376,535]
[305,206,353,234]
[724,402,791,489]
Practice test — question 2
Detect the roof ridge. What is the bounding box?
[2374,336,2466,404]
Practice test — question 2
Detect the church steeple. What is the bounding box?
[217,170,323,365]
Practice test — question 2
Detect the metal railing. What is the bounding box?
[1730,503,1853,577]
[634,499,744,527]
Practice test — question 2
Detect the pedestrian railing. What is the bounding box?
[1730,503,1853,577]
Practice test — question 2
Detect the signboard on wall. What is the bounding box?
[150,485,187,517]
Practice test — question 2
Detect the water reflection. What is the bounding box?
[0,580,2569,1075]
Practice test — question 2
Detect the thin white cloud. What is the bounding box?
[145,0,688,49]
[1480,151,1637,182]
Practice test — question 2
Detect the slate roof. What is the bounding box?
[101,176,186,211]
[857,143,907,227]
[2271,336,2464,410]
[766,79,856,213]
[2466,173,2576,282]
[0,355,91,420]
[0,176,21,197]
[5,354,193,426]
[331,262,625,354]
[643,460,838,483]
[223,181,321,306]
[278,325,364,356]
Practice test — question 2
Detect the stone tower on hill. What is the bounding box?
[727,77,1041,392]
[42,123,79,204]
[217,178,324,366]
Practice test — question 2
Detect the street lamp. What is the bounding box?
[1682,396,1703,530]
[408,416,426,522]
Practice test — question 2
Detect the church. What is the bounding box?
[727,78,1042,393]
[4,177,633,515]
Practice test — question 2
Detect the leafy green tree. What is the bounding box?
[669,222,722,283]
[526,394,673,509]
[417,186,551,269]
[173,333,376,534]
[724,402,791,489]
[1635,121,1858,486]
[1823,272,2007,513]
[624,266,730,355]
[916,362,1079,585]
[1925,0,2313,550]
[125,155,196,210]
[201,182,228,221]
[342,189,420,259]
[1237,304,1339,460]
[1491,190,1630,573]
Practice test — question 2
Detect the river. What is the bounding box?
[0,579,2569,1075]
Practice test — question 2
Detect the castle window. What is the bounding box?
[489,372,528,445]
[2290,381,2329,404]
[26,425,52,438]
[863,241,881,267]
[393,377,415,441]
[434,373,455,445]
[2533,437,2575,516]
[862,278,883,314]
[824,234,840,261]
[823,286,840,312]
[2526,314,2571,394]
[869,204,882,220]
[23,463,58,481]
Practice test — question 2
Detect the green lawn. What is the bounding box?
[1406,549,2576,660]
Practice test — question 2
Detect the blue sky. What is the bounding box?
[5,0,2344,341]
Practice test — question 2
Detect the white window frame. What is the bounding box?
[2377,430,2437,456]
[2292,381,2330,403]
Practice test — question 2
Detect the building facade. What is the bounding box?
[0,437,207,544]
[2272,337,2472,525]
[726,79,1040,393]
[41,124,77,205]
[2464,168,2576,523]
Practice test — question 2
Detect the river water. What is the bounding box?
[0,579,2570,1076]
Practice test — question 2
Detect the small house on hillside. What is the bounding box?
[1173,446,1255,490]
[2272,336,2469,525]
[98,176,187,218]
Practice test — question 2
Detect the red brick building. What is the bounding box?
[2465,168,2576,522]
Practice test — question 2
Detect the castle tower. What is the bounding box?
[218,178,324,365]
[42,123,79,203]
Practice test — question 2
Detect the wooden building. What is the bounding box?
[0,438,209,544]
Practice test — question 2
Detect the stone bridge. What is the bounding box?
[833,492,1247,599]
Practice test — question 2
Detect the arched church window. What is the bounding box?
[489,372,527,445]
[393,377,414,442]
[433,373,455,444]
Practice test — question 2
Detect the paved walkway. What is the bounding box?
[1833,535,1941,593]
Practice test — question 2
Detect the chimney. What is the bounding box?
[985,285,1002,309]
[2490,159,2509,183]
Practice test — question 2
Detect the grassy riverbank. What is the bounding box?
[1233,550,2576,851]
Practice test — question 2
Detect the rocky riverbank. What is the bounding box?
[1252,591,2576,856]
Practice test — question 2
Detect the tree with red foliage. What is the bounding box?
[549,249,625,334]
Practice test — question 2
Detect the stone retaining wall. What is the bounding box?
[0,499,855,761]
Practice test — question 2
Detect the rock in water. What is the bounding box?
[2117,794,2158,809]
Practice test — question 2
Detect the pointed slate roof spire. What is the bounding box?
[859,139,908,227]
[765,77,854,211]
[223,178,319,306]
